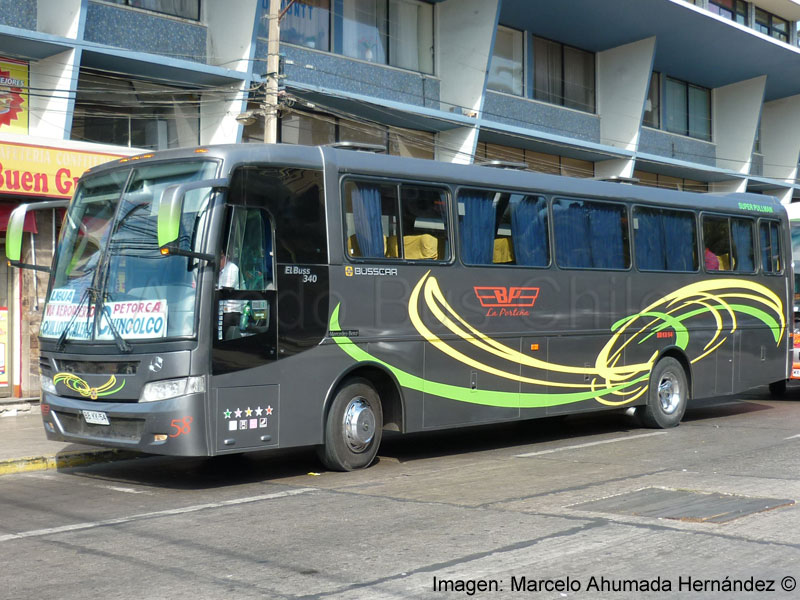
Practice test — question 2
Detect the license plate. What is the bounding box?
[82,410,110,426]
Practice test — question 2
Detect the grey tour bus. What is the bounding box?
[5,143,791,470]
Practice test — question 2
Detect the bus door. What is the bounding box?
[211,205,279,451]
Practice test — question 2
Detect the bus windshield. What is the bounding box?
[41,160,218,343]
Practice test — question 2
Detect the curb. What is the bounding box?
[0,449,140,476]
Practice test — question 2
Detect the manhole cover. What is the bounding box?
[573,488,794,523]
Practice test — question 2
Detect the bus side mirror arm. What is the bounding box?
[157,178,228,248]
[5,200,69,272]
[159,244,216,264]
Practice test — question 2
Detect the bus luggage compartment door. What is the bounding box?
[214,384,279,451]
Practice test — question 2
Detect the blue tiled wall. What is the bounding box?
[638,127,716,167]
[482,92,600,143]
[269,44,439,109]
[0,0,36,30]
[85,2,206,63]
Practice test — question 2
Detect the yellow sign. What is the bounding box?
[0,141,124,198]
[0,57,28,135]
[0,307,8,387]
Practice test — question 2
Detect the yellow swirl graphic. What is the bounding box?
[53,372,125,400]
[407,272,785,407]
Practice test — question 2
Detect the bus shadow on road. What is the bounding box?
[56,393,791,488]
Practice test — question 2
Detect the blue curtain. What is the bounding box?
[731,220,754,272]
[553,201,591,268]
[634,209,665,270]
[510,195,548,266]
[769,223,780,271]
[663,212,696,271]
[759,224,770,271]
[588,204,625,269]
[352,185,384,258]
[459,192,495,264]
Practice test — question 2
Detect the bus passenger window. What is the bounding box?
[633,206,697,271]
[400,186,449,260]
[760,220,782,273]
[344,181,399,259]
[702,216,732,271]
[458,188,548,267]
[553,198,629,269]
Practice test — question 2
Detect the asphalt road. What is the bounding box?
[1,387,799,600]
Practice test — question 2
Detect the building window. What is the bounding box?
[70,72,199,150]
[708,0,748,25]
[755,7,788,42]
[665,77,711,141]
[280,0,330,51]
[644,71,660,128]
[475,143,595,178]
[534,36,595,113]
[633,170,709,192]
[269,109,434,159]
[487,26,524,96]
[341,0,433,74]
[107,0,201,20]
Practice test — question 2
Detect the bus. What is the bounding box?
[784,202,800,385]
[5,144,792,471]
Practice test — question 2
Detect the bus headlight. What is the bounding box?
[140,376,206,403]
[41,375,56,395]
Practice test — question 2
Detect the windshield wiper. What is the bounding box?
[97,295,132,354]
[55,286,97,352]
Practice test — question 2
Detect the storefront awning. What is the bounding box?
[0,204,38,233]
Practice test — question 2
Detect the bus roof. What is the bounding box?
[87,143,787,218]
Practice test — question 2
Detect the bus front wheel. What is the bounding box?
[637,357,688,429]
[318,378,383,471]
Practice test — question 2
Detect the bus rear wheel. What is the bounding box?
[318,378,383,471]
[637,357,688,429]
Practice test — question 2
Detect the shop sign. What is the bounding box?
[0,57,27,135]
[0,141,124,198]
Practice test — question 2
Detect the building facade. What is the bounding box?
[2,0,800,396]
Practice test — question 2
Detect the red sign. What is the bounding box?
[474,286,540,308]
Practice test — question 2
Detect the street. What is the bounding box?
[1,387,799,600]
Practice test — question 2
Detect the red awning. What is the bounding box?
[0,204,38,233]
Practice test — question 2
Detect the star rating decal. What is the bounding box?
[266,405,273,416]
[234,408,242,418]
[245,407,253,417]
[223,409,231,419]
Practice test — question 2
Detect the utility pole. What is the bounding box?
[264,0,281,143]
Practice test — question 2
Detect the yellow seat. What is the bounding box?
[493,237,514,263]
[403,234,438,259]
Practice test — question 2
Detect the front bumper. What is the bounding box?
[41,391,209,456]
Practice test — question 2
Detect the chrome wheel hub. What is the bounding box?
[657,372,681,414]
[343,396,376,453]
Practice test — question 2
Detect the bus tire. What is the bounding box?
[318,378,383,471]
[637,357,688,429]
[769,380,787,397]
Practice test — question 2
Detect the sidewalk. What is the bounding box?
[0,405,136,476]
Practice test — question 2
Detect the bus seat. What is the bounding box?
[386,235,400,258]
[718,253,731,270]
[493,237,515,263]
[347,234,362,257]
[403,234,438,259]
